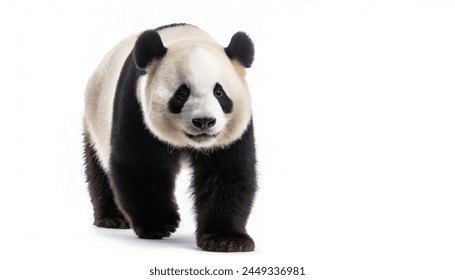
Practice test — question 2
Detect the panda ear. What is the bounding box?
[133,30,167,70]
[224,32,255,68]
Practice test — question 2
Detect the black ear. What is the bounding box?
[224,32,255,68]
[133,30,167,70]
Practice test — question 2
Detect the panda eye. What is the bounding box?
[177,86,190,100]
[214,86,224,97]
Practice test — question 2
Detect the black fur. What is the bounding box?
[83,135,129,229]
[110,53,181,239]
[155,23,188,31]
[168,84,190,114]
[214,83,233,113]
[133,30,167,70]
[225,32,255,68]
[134,23,191,70]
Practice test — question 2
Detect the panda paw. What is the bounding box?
[133,218,179,239]
[197,233,255,252]
[94,216,130,229]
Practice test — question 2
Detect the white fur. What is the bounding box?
[84,34,137,171]
[84,25,252,172]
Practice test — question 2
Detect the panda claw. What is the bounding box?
[94,216,130,229]
[133,223,179,239]
[197,233,255,252]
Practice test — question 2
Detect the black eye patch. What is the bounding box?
[168,84,190,114]
[214,83,233,114]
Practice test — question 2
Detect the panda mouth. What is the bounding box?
[185,132,218,142]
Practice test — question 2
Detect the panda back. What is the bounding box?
[158,24,216,47]
[84,34,138,172]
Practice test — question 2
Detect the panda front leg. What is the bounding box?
[109,156,181,239]
[191,155,257,252]
[191,124,257,252]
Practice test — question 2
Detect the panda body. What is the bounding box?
[83,24,257,252]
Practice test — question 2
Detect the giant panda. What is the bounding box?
[83,23,257,252]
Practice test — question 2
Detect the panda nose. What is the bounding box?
[192,117,216,129]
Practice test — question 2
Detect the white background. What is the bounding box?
[1,0,454,279]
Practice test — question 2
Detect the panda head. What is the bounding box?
[134,29,254,149]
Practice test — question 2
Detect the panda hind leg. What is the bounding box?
[83,134,129,229]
